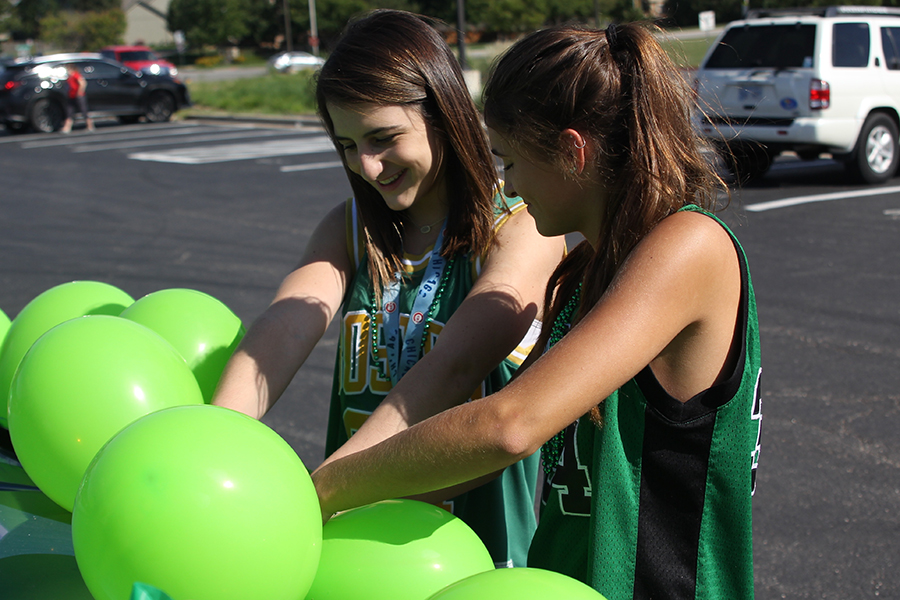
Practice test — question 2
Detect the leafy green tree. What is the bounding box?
[10,0,59,39]
[1,0,22,36]
[416,0,455,24]
[606,0,645,22]
[76,6,125,47]
[167,0,250,48]
[65,0,120,11]
[241,0,280,48]
[469,0,548,34]
[7,0,117,40]
[664,0,886,29]
[544,0,601,25]
[314,0,415,48]
[39,7,124,50]
[663,0,741,29]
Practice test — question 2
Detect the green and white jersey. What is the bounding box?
[528,206,762,600]
[325,193,541,568]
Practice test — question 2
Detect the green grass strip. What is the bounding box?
[187,71,319,116]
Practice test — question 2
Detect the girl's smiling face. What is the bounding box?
[328,102,447,220]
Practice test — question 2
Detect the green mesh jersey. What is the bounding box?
[528,206,762,600]
[325,193,541,568]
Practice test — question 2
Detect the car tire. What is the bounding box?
[721,141,774,184]
[846,113,899,184]
[797,149,822,161]
[144,91,175,123]
[5,121,27,134]
[30,98,65,133]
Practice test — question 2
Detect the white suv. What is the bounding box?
[694,6,900,183]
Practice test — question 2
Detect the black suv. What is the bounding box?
[0,53,191,133]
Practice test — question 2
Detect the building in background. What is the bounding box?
[122,0,172,46]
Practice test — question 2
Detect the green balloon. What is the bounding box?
[0,307,11,347]
[426,567,608,599]
[7,315,203,511]
[305,499,495,600]
[72,404,322,600]
[0,281,134,429]
[120,288,245,403]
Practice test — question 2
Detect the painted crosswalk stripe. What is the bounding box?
[128,136,336,164]
[77,129,295,153]
[280,160,344,172]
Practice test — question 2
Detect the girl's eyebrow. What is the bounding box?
[334,125,403,142]
[490,148,508,158]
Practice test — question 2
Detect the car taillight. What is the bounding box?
[810,79,830,109]
[3,80,19,91]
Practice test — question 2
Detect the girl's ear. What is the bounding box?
[562,128,587,175]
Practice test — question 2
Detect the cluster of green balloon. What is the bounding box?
[0,280,135,430]
[72,404,322,600]
[426,567,608,599]
[306,499,496,600]
[4,281,246,512]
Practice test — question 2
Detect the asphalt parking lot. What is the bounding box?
[0,120,897,599]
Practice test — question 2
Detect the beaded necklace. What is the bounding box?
[541,281,582,477]
[368,254,457,383]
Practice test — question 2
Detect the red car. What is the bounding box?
[99,45,178,77]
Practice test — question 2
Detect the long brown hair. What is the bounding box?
[484,23,724,420]
[316,9,499,298]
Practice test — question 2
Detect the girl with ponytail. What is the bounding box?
[314,22,762,600]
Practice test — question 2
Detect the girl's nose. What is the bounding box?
[357,151,383,183]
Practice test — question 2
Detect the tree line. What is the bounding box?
[2,0,898,55]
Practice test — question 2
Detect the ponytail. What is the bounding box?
[488,22,725,421]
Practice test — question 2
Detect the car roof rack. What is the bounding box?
[746,6,900,19]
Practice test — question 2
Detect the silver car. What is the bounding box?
[267,51,325,73]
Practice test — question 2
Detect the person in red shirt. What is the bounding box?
[61,65,94,133]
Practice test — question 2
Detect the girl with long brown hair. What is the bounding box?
[212,10,563,568]
[313,22,762,600]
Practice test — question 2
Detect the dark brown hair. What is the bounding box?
[316,9,499,297]
[484,23,724,421]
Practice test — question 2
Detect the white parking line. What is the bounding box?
[128,136,336,164]
[0,121,201,145]
[745,185,900,212]
[280,161,344,172]
[20,124,219,148]
[73,129,292,152]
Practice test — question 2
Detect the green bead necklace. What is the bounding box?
[541,281,582,477]
[368,254,457,382]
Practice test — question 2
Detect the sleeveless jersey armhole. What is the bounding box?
[473,193,528,278]
[637,205,752,420]
[345,197,363,280]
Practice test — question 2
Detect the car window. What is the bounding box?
[99,50,115,60]
[120,51,156,62]
[80,61,124,79]
[881,27,900,69]
[833,22,870,67]
[705,24,817,69]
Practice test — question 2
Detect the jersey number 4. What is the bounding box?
[543,421,592,517]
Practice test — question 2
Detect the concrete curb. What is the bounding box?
[182,113,322,128]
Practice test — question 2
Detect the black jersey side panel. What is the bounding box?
[633,409,716,599]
